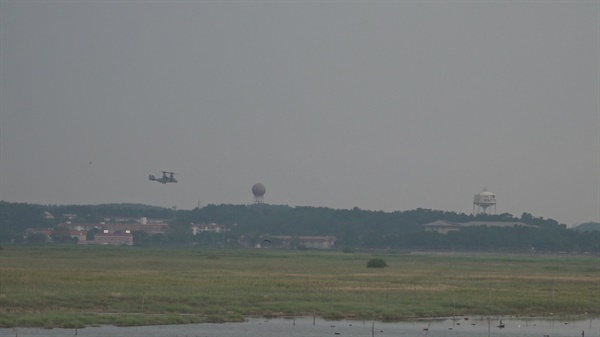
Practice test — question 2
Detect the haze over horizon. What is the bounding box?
[1,1,598,226]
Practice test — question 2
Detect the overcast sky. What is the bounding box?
[1,1,598,226]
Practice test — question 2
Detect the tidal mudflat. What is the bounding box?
[0,317,598,337]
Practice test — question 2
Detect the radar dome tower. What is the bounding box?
[252,183,266,204]
[473,188,496,215]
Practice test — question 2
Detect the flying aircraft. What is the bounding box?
[149,171,177,184]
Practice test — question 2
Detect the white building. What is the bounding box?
[190,223,230,235]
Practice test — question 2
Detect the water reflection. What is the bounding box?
[1,317,598,337]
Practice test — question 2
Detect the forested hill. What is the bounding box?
[0,201,176,241]
[186,203,565,238]
[1,201,597,252]
[572,222,600,232]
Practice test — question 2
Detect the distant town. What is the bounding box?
[25,213,335,249]
[1,201,598,253]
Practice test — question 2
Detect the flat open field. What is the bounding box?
[0,246,598,328]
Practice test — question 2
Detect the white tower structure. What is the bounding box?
[473,188,496,215]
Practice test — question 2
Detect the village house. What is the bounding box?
[61,221,167,235]
[190,223,230,235]
[297,236,336,249]
[265,235,336,249]
[422,220,462,234]
[25,228,86,242]
[423,220,536,234]
[91,232,134,245]
[26,228,132,245]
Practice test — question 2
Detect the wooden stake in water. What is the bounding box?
[371,315,375,337]
[453,297,456,327]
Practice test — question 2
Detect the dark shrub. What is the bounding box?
[366,258,388,268]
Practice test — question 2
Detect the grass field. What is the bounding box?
[0,246,598,328]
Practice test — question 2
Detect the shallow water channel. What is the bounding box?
[1,317,598,337]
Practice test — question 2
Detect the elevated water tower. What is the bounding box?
[473,188,496,215]
[252,183,266,204]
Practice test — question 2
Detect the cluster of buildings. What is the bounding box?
[256,236,336,250]
[26,218,232,246]
[423,220,536,234]
[27,218,338,249]
[28,218,534,249]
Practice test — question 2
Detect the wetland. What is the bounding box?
[0,246,598,328]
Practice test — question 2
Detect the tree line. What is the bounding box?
[0,201,598,252]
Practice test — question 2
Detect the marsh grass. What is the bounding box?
[0,246,598,327]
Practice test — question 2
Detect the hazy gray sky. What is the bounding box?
[1,1,598,226]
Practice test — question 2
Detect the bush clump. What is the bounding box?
[366,258,388,268]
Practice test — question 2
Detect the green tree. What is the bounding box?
[132,231,150,246]
[367,258,388,268]
[166,219,192,244]
[86,228,101,241]
[52,228,76,244]
[25,233,49,244]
